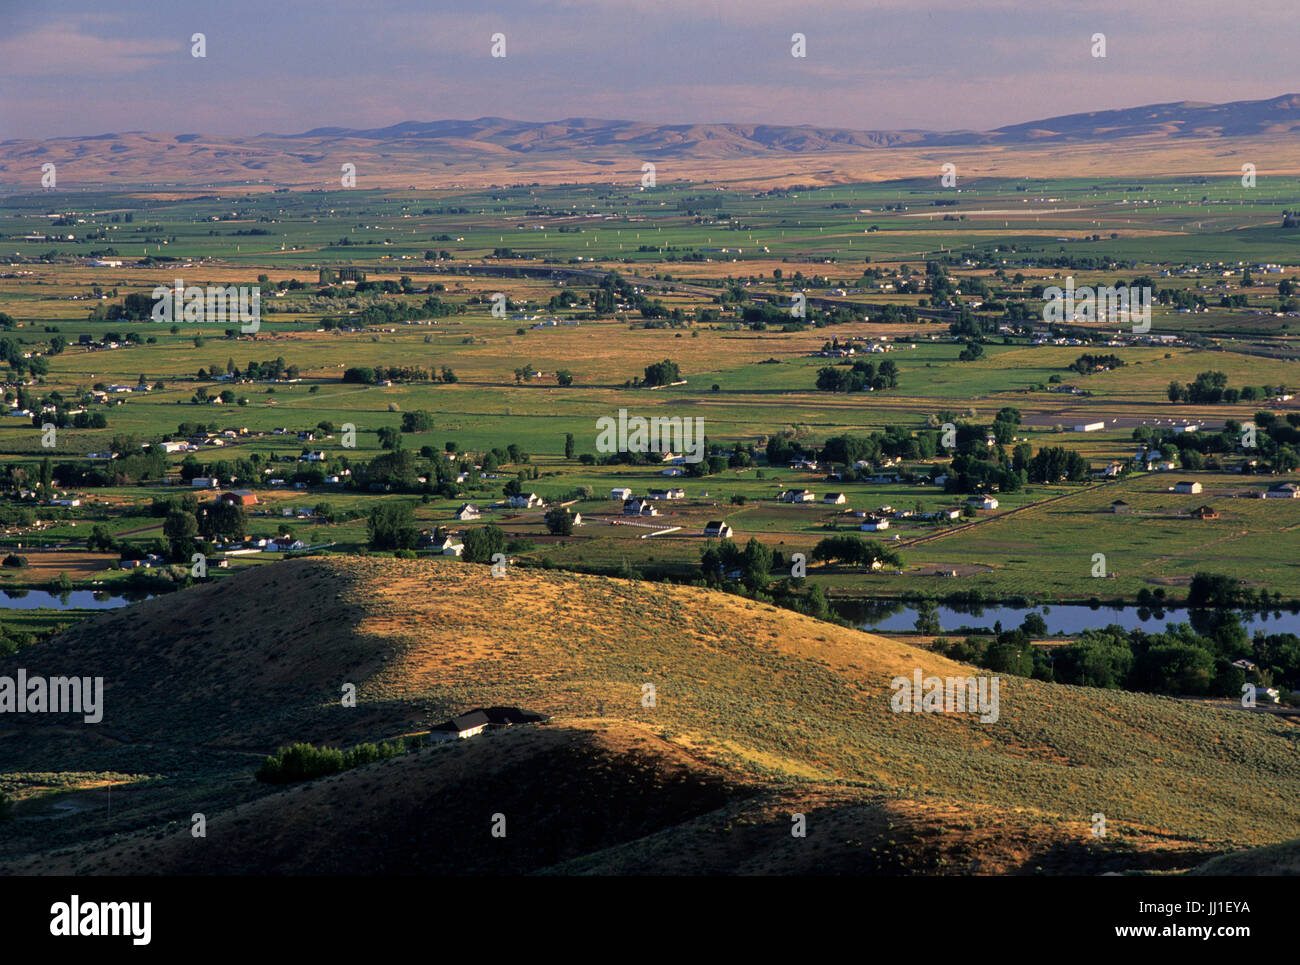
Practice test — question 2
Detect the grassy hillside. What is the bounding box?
[2,556,1297,873]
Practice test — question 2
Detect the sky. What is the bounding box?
[1,0,1295,140]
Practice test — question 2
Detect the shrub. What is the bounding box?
[256,743,347,783]
[256,739,408,784]
[401,410,434,433]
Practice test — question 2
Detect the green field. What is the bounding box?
[0,176,1298,619]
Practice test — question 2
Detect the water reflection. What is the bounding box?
[0,588,149,610]
[832,599,1300,636]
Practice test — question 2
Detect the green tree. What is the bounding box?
[1054,635,1134,689]
[643,359,680,386]
[163,509,199,557]
[544,506,575,536]
[740,537,772,591]
[805,583,831,620]
[984,633,1034,677]
[377,426,401,450]
[86,525,116,553]
[197,501,247,541]
[1135,643,1216,696]
[1020,612,1048,638]
[914,600,941,635]
[401,410,435,433]
[462,524,507,564]
[366,502,418,550]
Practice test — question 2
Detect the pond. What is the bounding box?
[0,588,154,610]
[834,600,1300,636]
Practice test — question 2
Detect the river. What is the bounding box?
[835,600,1300,636]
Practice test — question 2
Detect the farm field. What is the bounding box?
[0,177,1297,624]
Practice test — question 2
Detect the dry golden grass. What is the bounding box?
[2,719,1222,877]
[4,555,1298,874]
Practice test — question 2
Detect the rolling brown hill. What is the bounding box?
[1,721,1221,876]
[4,94,1300,190]
[1,556,1297,874]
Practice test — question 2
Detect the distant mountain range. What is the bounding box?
[3,93,1299,189]
[276,93,1300,153]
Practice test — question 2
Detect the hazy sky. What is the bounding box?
[1,0,1295,140]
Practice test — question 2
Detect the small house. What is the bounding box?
[430,710,491,741]
[703,521,733,539]
[1264,483,1300,499]
[645,487,683,500]
[1173,481,1202,495]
